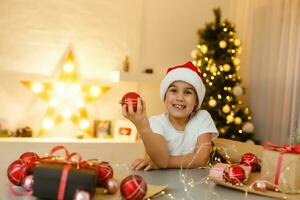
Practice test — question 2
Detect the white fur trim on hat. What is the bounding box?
[160,66,206,107]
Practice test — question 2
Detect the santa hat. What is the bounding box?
[160,61,206,107]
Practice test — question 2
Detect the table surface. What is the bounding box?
[1,166,274,200]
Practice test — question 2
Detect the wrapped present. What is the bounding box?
[261,142,300,193]
[33,162,97,200]
[209,163,251,182]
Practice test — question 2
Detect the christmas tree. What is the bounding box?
[191,8,255,142]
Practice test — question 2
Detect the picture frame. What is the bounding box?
[113,120,137,142]
[93,120,112,138]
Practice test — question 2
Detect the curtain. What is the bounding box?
[228,0,300,144]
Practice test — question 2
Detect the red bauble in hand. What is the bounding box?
[19,152,40,173]
[223,164,246,185]
[240,152,261,172]
[120,174,147,200]
[97,161,113,186]
[120,92,141,112]
[7,159,29,186]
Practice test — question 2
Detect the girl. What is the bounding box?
[122,61,218,170]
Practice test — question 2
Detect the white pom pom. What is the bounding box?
[191,49,198,59]
[233,85,243,97]
[242,122,254,133]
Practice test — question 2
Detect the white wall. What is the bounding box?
[0,0,232,137]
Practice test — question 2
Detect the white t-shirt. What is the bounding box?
[149,110,219,156]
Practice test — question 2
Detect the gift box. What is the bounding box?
[261,148,300,193]
[33,162,97,200]
[208,163,251,182]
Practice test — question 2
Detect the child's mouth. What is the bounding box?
[173,104,185,110]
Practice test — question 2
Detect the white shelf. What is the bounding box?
[120,71,163,83]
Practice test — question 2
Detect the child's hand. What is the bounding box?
[131,158,158,171]
[122,98,148,130]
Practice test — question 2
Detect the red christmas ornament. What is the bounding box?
[19,152,40,173]
[223,164,246,185]
[97,161,114,186]
[22,175,34,191]
[104,178,119,194]
[120,92,141,112]
[7,159,29,186]
[240,152,261,172]
[120,174,147,200]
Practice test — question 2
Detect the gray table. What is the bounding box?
[1,166,274,200]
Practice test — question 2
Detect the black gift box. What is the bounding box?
[33,162,97,200]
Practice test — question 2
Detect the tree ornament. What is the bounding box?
[233,85,243,97]
[234,39,241,46]
[208,99,217,107]
[22,175,34,191]
[190,49,198,59]
[219,40,227,48]
[210,65,218,73]
[223,164,246,185]
[19,152,40,173]
[222,105,230,113]
[7,159,29,186]
[120,92,141,112]
[233,58,240,65]
[253,180,267,192]
[200,44,208,54]
[104,178,119,194]
[240,152,261,172]
[73,190,90,200]
[234,117,242,125]
[242,122,254,133]
[226,115,234,123]
[97,161,114,186]
[223,64,231,72]
[120,174,147,200]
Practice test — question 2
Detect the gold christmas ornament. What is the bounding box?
[219,40,227,48]
[234,39,241,46]
[208,98,217,107]
[200,45,208,54]
[222,105,231,113]
[226,115,234,123]
[233,58,240,65]
[223,64,231,72]
[234,117,242,125]
[210,65,218,73]
[191,49,198,59]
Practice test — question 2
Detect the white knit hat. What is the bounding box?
[160,61,206,107]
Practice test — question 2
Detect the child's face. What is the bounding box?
[164,81,198,120]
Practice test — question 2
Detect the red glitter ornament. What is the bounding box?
[240,152,260,172]
[120,174,147,200]
[96,161,114,186]
[7,159,29,186]
[223,164,246,185]
[120,92,141,112]
[19,152,40,173]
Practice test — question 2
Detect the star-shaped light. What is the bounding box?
[22,48,110,137]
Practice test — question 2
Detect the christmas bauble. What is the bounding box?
[223,164,246,185]
[73,190,90,200]
[223,64,231,72]
[120,174,147,200]
[200,44,208,54]
[19,152,39,173]
[104,178,119,194]
[253,180,267,192]
[240,153,260,172]
[7,159,29,186]
[22,175,34,191]
[121,92,141,112]
[242,122,254,133]
[97,162,113,186]
[233,86,243,97]
[208,99,217,107]
[219,40,227,48]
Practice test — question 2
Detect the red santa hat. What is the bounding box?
[160,61,206,107]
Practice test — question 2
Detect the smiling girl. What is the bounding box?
[122,61,218,170]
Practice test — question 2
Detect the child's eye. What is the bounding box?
[184,90,192,95]
[169,89,177,93]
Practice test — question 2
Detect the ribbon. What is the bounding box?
[264,142,300,186]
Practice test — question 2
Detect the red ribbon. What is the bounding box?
[264,142,300,185]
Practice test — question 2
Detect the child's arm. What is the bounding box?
[167,133,212,168]
[122,98,170,168]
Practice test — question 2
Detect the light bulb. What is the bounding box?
[32,82,43,93]
[79,119,89,130]
[42,118,54,130]
[63,63,74,73]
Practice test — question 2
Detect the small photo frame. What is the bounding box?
[113,120,137,142]
[94,120,112,138]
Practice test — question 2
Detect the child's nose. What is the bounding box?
[176,93,184,101]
